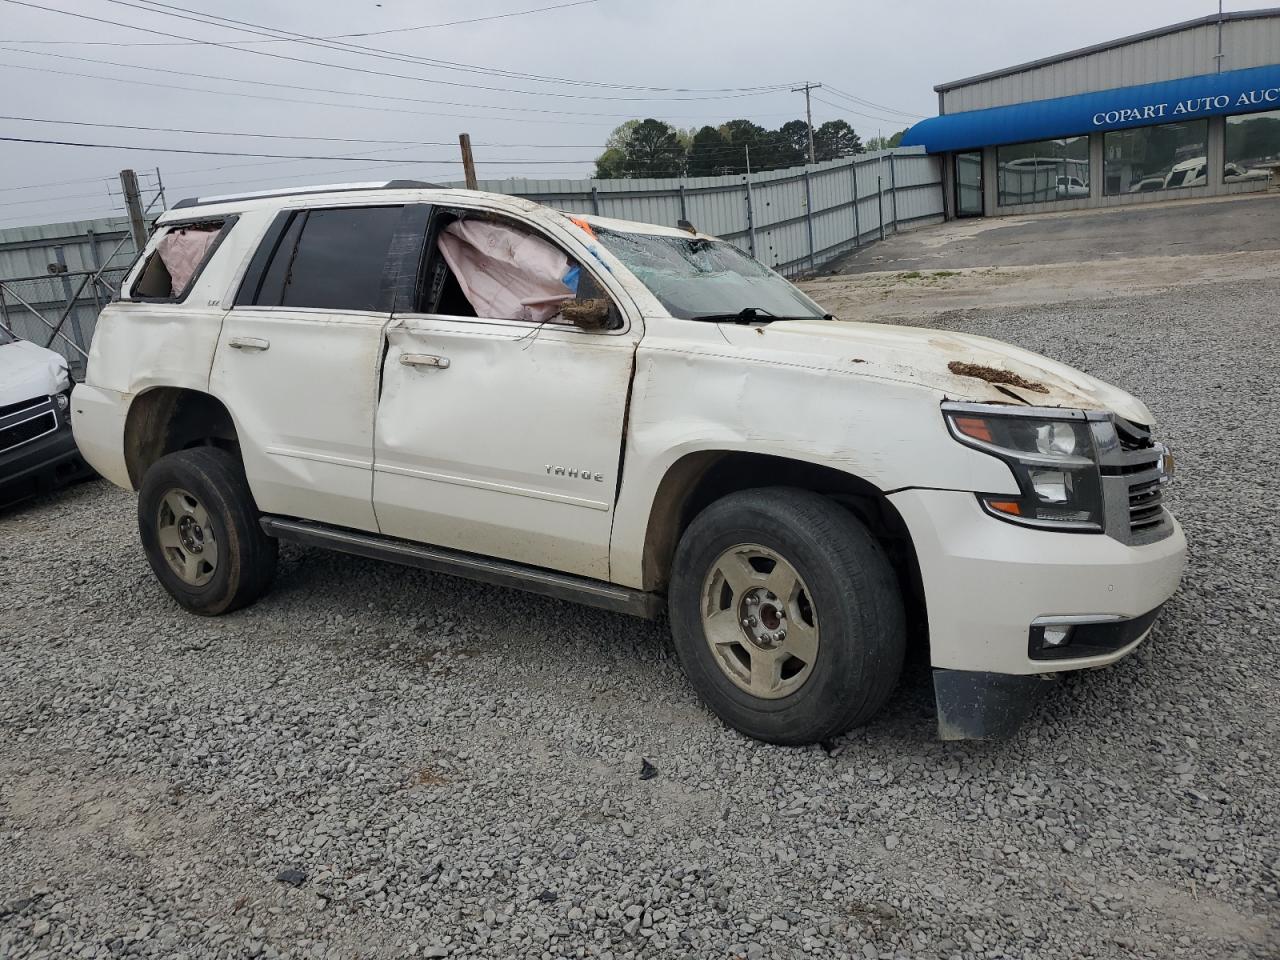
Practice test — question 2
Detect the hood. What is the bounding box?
[0,338,71,407]
[719,319,1154,425]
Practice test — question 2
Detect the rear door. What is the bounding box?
[211,203,424,532]
[372,208,639,580]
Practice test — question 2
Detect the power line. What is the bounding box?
[810,95,911,127]
[0,45,779,121]
[0,57,603,127]
[0,133,622,164]
[100,0,792,96]
[3,0,789,103]
[4,0,604,43]
[821,84,922,120]
[0,114,615,148]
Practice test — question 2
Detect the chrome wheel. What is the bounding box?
[700,543,819,699]
[156,487,218,587]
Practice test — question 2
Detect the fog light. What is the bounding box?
[56,393,70,410]
[1041,624,1072,648]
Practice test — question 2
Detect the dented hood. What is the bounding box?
[0,338,70,407]
[720,319,1155,425]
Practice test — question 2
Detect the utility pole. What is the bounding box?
[1215,0,1225,73]
[458,133,478,190]
[791,81,822,164]
[119,168,147,253]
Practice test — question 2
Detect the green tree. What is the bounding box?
[594,146,628,179]
[623,118,687,177]
[814,119,862,161]
[686,125,733,177]
[719,119,770,172]
[866,128,908,151]
[776,119,811,165]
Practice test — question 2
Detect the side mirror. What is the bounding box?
[561,298,616,330]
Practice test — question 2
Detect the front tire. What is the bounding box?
[137,447,277,616]
[668,487,905,745]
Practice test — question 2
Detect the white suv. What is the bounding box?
[72,182,1186,743]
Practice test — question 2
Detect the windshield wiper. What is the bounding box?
[689,307,780,324]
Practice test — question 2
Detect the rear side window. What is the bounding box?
[128,217,233,301]
[246,206,402,311]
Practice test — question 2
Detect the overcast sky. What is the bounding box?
[0,0,1259,226]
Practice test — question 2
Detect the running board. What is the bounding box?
[259,516,662,620]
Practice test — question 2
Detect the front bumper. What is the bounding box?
[889,488,1185,676]
[0,419,91,506]
[890,488,1184,740]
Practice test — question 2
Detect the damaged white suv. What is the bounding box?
[73,182,1185,743]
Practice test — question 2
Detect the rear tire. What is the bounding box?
[137,447,277,616]
[668,487,905,745]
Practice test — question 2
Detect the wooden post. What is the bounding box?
[458,133,478,190]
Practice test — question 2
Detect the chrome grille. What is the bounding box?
[0,397,58,455]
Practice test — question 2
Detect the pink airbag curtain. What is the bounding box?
[156,226,220,296]
[437,220,576,323]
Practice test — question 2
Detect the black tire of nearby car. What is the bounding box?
[137,448,278,616]
[668,487,906,746]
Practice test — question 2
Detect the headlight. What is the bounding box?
[943,403,1104,532]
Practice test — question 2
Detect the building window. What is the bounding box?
[1225,109,1280,185]
[996,137,1090,206]
[1103,120,1208,196]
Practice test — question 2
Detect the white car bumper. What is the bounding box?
[889,488,1185,740]
[890,488,1186,675]
[71,383,132,490]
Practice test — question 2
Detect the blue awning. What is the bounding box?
[902,63,1280,153]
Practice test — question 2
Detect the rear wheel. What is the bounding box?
[138,448,277,616]
[668,487,905,745]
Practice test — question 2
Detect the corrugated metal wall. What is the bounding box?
[475,147,943,277]
[0,216,137,373]
[942,15,1280,113]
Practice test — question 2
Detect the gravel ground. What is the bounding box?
[2,277,1278,960]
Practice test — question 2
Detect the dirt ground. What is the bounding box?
[801,192,1280,323]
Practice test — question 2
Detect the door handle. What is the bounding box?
[228,336,270,352]
[401,353,450,370]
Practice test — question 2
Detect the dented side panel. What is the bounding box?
[608,315,1024,589]
[372,316,636,580]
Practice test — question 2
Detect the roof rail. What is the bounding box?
[170,179,444,210]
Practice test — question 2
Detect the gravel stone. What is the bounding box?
[2,277,1279,958]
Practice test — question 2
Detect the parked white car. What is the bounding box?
[72,182,1186,743]
[0,327,88,506]
[1055,175,1089,198]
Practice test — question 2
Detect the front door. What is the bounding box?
[372,209,638,580]
[211,204,411,532]
[954,151,984,217]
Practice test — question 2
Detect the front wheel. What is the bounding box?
[668,487,905,745]
[137,447,277,616]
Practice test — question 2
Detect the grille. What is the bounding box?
[0,396,46,420]
[1128,476,1166,532]
[0,400,58,455]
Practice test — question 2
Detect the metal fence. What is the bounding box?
[0,216,138,377]
[474,147,944,278]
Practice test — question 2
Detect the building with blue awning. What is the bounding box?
[901,9,1280,218]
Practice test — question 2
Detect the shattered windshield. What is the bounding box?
[592,227,826,322]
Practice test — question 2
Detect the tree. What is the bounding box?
[593,146,628,179]
[623,118,687,177]
[776,119,811,165]
[814,119,862,161]
[686,125,733,177]
[719,119,770,172]
[866,128,908,152]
